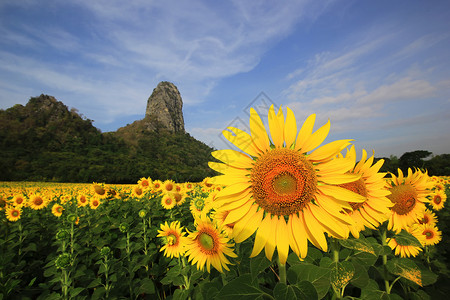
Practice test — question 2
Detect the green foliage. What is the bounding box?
[0,95,216,183]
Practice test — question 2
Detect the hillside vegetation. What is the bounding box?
[0,95,216,183]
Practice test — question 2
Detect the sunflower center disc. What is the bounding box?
[34,197,43,205]
[387,184,418,215]
[251,148,317,216]
[167,234,177,246]
[434,196,441,204]
[12,211,19,217]
[339,178,368,210]
[425,231,433,239]
[198,233,214,251]
[94,185,105,195]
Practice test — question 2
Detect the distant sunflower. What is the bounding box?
[157,221,187,258]
[132,185,145,199]
[28,193,47,210]
[51,203,64,217]
[429,190,446,211]
[77,193,89,207]
[190,197,206,217]
[417,208,437,226]
[92,182,108,199]
[173,192,186,206]
[339,147,393,238]
[90,198,101,210]
[386,168,434,233]
[12,195,26,207]
[163,180,176,193]
[152,180,163,193]
[5,206,22,222]
[138,177,152,190]
[184,182,194,192]
[209,105,364,263]
[419,224,442,246]
[185,216,237,273]
[387,226,424,258]
[161,193,176,210]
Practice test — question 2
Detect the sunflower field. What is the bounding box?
[1,106,450,300]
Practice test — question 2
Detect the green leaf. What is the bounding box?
[173,288,190,300]
[386,258,436,287]
[250,252,272,280]
[216,274,267,300]
[295,281,318,300]
[329,261,355,290]
[138,278,156,295]
[350,261,370,288]
[392,230,423,247]
[273,283,300,300]
[87,278,102,289]
[339,237,376,255]
[352,251,378,267]
[287,263,330,299]
[70,287,84,298]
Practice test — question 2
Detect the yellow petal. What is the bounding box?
[209,174,249,186]
[308,139,353,162]
[208,162,249,176]
[265,214,278,261]
[216,182,251,201]
[250,214,272,257]
[223,199,253,224]
[319,184,367,203]
[309,204,348,239]
[303,207,328,251]
[233,205,263,243]
[291,212,308,258]
[295,114,316,151]
[211,149,254,169]
[222,127,260,157]
[318,173,361,185]
[300,119,330,153]
[287,216,300,257]
[250,108,270,153]
[268,105,284,148]
[284,107,297,148]
[276,216,290,265]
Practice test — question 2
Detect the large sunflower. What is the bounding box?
[386,168,434,233]
[157,221,188,258]
[339,147,393,238]
[209,105,365,264]
[28,193,48,210]
[185,216,237,273]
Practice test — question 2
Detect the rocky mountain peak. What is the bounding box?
[145,81,185,133]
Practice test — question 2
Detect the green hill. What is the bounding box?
[0,95,216,183]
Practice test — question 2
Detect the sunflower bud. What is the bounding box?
[55,253,71,269]
[119,222,129,233]
[56,229,69,241]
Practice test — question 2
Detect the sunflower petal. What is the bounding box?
[268,105,284,148]
[284,107,297,148]
[250,108,270,153]
[276,216,290,264]
[308,139,353,162]
[300,119,331,153]
[222,127,260,157]
[250,215,272,257]
[295,114,316,151]
[233,205,263,243]
[211,149,254,169]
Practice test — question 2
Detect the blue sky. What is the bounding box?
[1,0,449,158]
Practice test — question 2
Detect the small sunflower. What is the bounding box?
[90,198,101,210]
[157,221,188,258]
[417,208,437,226]
[92,182,108,199]
[163,180,176,193]
[419,224,442,246]
[190,197,206,217]
[185,216,237,273]
[12,195,26,207]
[429,190,446,211]
[184,182,195,192]
[339,147,393,238]
[5,206,22,222]
[77,193,89,207]
[138,177,152,190]
[173,192,186,206]
[132,185,145,199]
[28,193,48,210]
[51,203,64,217]
[209,105,364,264]
[386,168,434,233]
[161,193,176,210]
[387,229,424,258]
[152,180,163,193]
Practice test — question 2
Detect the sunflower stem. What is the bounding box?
[277,256,287,285]
[332,238,340,263]
[381,228,390,294]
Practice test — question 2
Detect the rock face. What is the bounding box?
[145,81,185,133]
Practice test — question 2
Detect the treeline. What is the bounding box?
[376,150,450,176]
[0,95,216,183]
